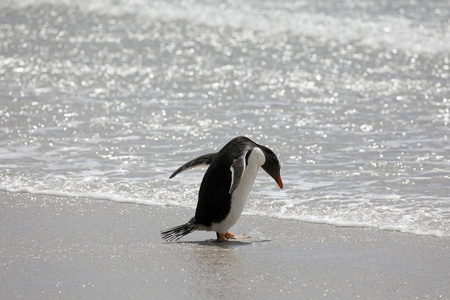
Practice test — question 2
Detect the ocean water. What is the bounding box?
[1,0,449,237]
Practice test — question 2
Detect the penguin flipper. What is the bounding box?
[169,153,218,179]
[229,150,248,194]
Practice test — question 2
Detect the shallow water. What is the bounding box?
[1,0,449,237]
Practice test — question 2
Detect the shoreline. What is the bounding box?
[1,191,449,299]
[2,188,446,239]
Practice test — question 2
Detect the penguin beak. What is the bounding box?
[277,173,283,189]
[262,164,283,189]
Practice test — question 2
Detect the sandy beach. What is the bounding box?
[0,191,449,299]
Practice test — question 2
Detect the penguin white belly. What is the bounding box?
[211,147,266,233]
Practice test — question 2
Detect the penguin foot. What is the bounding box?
[226,231,246,239]
[216,231,247,241]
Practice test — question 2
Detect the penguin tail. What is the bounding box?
[161,218,199,241]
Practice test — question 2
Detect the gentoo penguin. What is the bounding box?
[161,136,283,241]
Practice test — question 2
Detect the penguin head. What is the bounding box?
[260,146,283,189]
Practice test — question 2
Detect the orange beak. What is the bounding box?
[277,173,283,189]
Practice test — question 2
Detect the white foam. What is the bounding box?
[9,0,449,54]
[240,210,448,238]
[0,183,194,208]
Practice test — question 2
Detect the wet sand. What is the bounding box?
[1,191,449,299]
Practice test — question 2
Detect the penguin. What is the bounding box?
[161,136,283,242]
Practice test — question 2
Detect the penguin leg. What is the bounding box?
[216,232,227,241]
